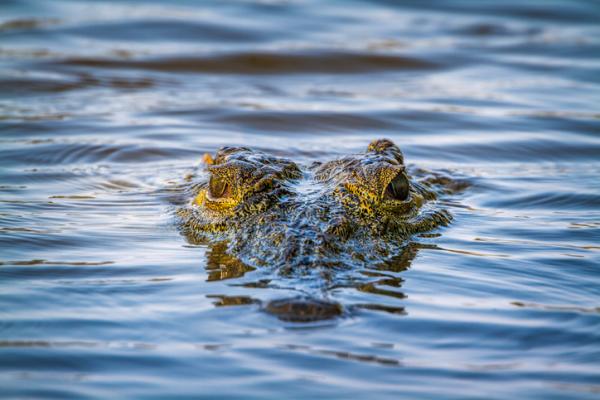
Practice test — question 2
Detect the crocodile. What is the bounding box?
[178,139,457,321]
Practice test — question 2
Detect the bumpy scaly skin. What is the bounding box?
[178,139,451,274]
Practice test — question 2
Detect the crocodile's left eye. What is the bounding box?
[384,172,409,201]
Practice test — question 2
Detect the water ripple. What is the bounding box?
[51,51,443,75]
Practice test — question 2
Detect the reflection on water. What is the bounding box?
[205,241,256,282]
[197,239,426,321]
[1,0,600,398]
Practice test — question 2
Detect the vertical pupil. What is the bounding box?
[386,173,409,200]
[209,176,228,198]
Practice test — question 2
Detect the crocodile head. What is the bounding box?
[178,139,453,320]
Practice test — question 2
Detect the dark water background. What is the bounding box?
[1,0,600,398]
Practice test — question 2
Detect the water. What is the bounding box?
[1,0,599,398]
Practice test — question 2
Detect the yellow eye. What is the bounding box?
[384,172,409,201]
[209,176,232,199]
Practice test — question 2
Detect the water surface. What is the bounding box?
[1,0,599,399]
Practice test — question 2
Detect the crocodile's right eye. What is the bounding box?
[209,176,232,199]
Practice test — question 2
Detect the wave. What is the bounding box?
[51,51,442,75]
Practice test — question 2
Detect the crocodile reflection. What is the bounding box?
[178,139,455,321]
[201,239,427,321]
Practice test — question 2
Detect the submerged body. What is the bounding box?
[178,139,454,319]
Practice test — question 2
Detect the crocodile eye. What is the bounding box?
[209,176,232,198]
[384,172,409,201]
